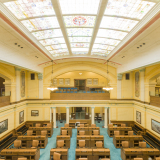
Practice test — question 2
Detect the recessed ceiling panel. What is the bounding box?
[97,29,128,40]
[21,17,60,32]
[94,38,120,46]
[32,29,63,40]
[100,16,138,31]
[39,38,66,46]
[4,0,55,19]
[64,16,96,27]
[104,0,155,19]
[71,48,89,52]
[67,28,93,37]
[59,0,100,14]
[71,43,90,48]
[69,37,91,43]
[93,44,115,50]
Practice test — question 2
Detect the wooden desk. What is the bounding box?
[29,127,53,137]
[0,148,40,160]
[113,135,143,148]
[108,127,132,137]
[69,122,88,128]
[121,148,160,160]
[17,136,48,149]
[69,119,91,128]
[77,135,91,148]
[76,149,92,160]
[26,121,52,128]
[77,127,89,135]
[60,127,72,137]
[90,135,104,148]
[92,149,110,160]
[57,135,70,148]
[50,148,68,160]
[88,127,100,135]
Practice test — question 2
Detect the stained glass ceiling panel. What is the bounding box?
[69,37,91,43]
[97,29,128,40]
[104,0,155,20]
[64,16,96,27]
[93,44,115,50]
[71,43,89,48]
[45,44,67,51]
[21,17,60,32]
[72,48,89,52]
[4,0,55,19]
[59,0,100,14]
[100,17,139,32]
[39,38,65,46]
[72,52,88,55]
[94,38,120,46]
[67,28,93,37]
[52,53,69,57]
[92,49,111,54]
[49,49,68,54]
[32,29,63,40]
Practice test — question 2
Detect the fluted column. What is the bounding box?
[91,107,95,124]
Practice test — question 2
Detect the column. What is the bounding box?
[15,67,21,101]
[117,74,122,99]
[140,68,145,102]
[53,107,56,128]
[91,107,95,124]
[66,107,69,124]
[50,107,52,123]
[104,107,108,128]
[38,73,43,99]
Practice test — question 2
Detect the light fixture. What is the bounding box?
[79,73,82,75]
[47,60,58,91]
[103,60,113,91]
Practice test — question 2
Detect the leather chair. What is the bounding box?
[57,140,64,148]
[31,140,39,148]
[79,131,85,135]
[91,124,96,127]
[114,131,120,135]
[27,130,33,136]
[47,123,51,127]
[139,142,146,148]
[156,158,160,160]
[79,140,85,148]
[79,124,84,127]
[54,152,61,160]
[128,131,133,135]
[41,130,47,136]
[18,158,27,160]
[122,141,129,148]
[121,124,126,127]
[93,130,99,135]
[79,159,88,160]
[35,123,41,127]
[62,130,67,135]
[108,124,113,127]
[96,141,103,148]
[14,140,21,148]
[134,158,143,160]
[64,124,69,127]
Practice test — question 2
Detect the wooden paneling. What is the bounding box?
[0,96,10,107]
[150,96,160,108]
[50,93,110,100]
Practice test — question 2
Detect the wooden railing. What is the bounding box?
[0,96,10,107]
[50,93,110,100]
[150,96,160,108]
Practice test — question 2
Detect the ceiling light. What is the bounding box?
[79,73,82,75]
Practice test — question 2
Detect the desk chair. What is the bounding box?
[156,158,160,160]
[139,142,146,148]
[134,159,143,160]
[93,130,99,135]
[54,152,61,160]
[47,123,51,127]
[18,158,27,160]
[91,124,96,127]
[96,141,103,148]
[128,131,133,135]
[114,131,120,135]
[79,158,88,160]
[121,124,126,127]
[79,140,85,148]
[57,140,64,148]
[101,159,110,160]
[41,130,47,136]
[79,124,84,127]
[14,140,21,149]
[108,124,113,127]
[79,131,85,135]
[31,140,39,148]
[36,123,41,127]
[62,130,67,135]
[27,130,33,136]
[64,124,69,127]
[122,141,129,148]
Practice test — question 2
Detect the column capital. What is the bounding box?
[66,107,70,109]
[15,67,21,71]
[91,107,95,109]
[139,68,145,72]
[104,107,109,109]
[38,73,43,80]
[52,107,56,109]
[117,74,123,80]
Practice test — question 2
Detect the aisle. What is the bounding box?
[68,129,77,160]
[39,121,64,160]
[96,121,122,160]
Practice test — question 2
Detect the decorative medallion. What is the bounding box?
[73,16,87,26]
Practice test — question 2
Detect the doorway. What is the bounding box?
[74,79,86,91]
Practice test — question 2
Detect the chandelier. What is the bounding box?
[103,60,113,91]
[47,60,58,91]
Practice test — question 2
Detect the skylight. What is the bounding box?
[67,28,93,37]
[71,43,90,48]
